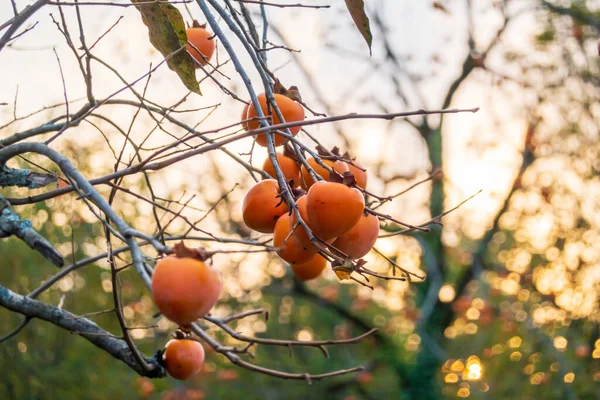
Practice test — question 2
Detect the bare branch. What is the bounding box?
[0,284,165,377]
[0,194,63,267]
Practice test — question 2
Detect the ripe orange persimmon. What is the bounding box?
[163,339,205,380]
[306,181,365,239]
[262,153,300,187]
[347,161,368,190]
[290,254,327,281]
[244,93,304,147]
[186,23,215,67]
[289,195,322,251]
[273,213,317,264]
[242,179,287,233]
[241,103,250,131]
[290,196,338,247]
[151,257,222,326]
[300,157,349,189]
[332,213,379,259]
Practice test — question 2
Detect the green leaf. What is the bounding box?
[131,0,200,95]
[344,0,373,55]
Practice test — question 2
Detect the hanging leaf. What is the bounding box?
[344,0,373,56]
[131,0,200,95]
[334,269,352,281]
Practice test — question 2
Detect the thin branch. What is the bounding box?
[0,195,64,267]
[0,284,164,377]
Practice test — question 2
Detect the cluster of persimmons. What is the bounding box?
[150,23,380,381]
[242,140,378,281]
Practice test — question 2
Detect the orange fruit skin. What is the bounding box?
[262,153,300,188]
[306,181,365,240]
[291,254,327,281]
[300,158,349,189]
[242,179,288,233]
[347,161,368,190]
[245,93,305,147]
[186,27,215,67]
[290,196,336,249]
[292,196,314,250]
[332,213,379,259]
[241,103,250,131]
[163,339,205,380]
[151,257,222,326]
[273,213,317,264]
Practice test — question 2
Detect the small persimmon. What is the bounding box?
[273,213,317,264]
[244,93,304,147]
[332,213,379,259]
[217,369,239,381]
[136,377,155,399]
[347,160,368,190]
[186,23,215,67]
[163,339,205,380]
[262,153,300,187]
[242,179,287,233]
[300,157,349,189]
[241,103,250,131]
[306,181,364,239]
[357,371,374,384]
[290,254,327,281]
[151,257,222,326]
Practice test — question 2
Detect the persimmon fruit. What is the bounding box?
[306,181,365,239]
[273,213,317,264]
[347,161,368,190]
[289,195,321,251]
[262,153,300,187]
[186,23,215,67]
[163,339,205,380]
[290,196,338,249]
[241,103,250,131]
[244,93,304,147]
[300,157,349,189]
[151,256,222,326]
[242,179,287,233]
[332,213,379,259]
[290,254,327,281]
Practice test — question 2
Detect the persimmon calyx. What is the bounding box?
[329,170,357,186]
[172,329,193,340]
[273,78,303,103]
[291,187,307,199]
[171,241,213,262]
[282,142,298,161]
[191,20,208,29]
[316,144,342,157]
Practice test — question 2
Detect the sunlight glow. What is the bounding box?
[508,336,522,348]
[18,342,27,353]
[445,373,459,383]
[439,284,456,303]
[510,351,522,361]
[296,328,313,342]
[554,336,568,351]
[564,372,575,383]
[464,356,483,379]
[530,372,545,385]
